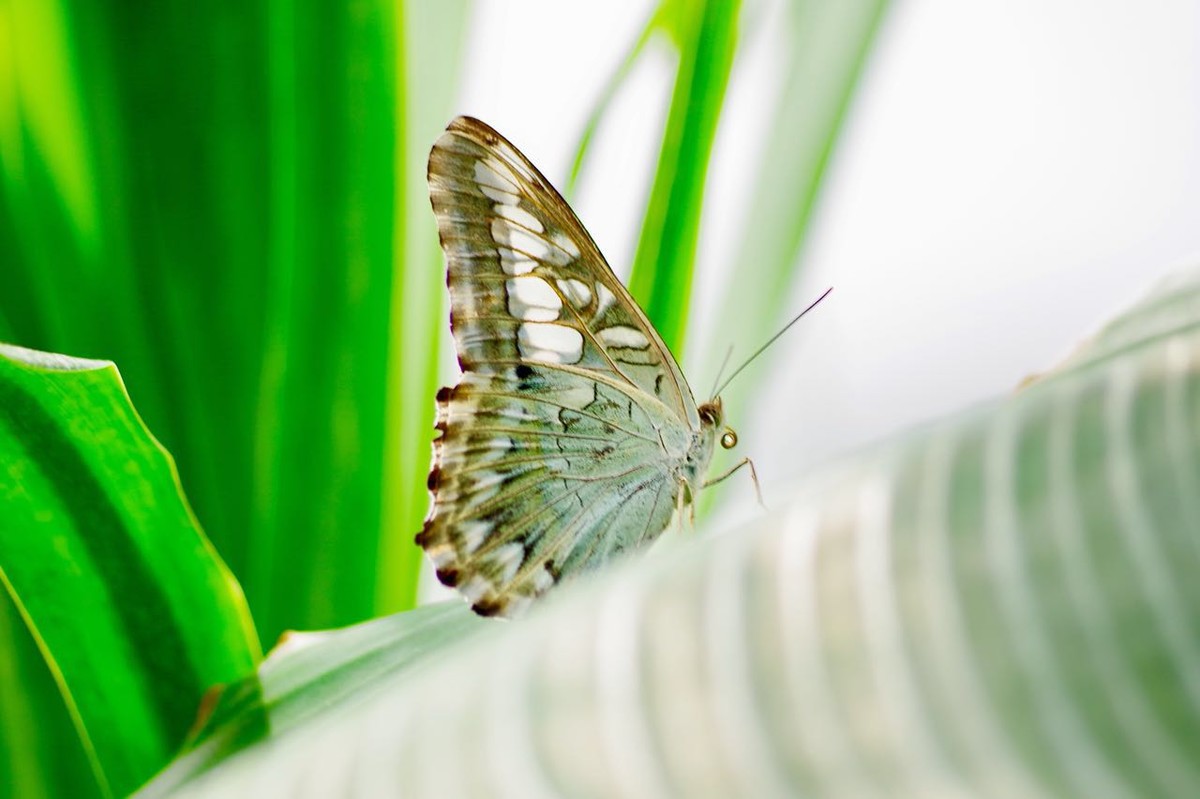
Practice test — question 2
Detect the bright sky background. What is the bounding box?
[452,0,1200,507]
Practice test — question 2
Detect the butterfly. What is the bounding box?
[417,116,755,618]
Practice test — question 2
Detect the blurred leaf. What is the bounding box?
[250,0,402,636]
[139,601,489,795]
[564,8,655,198]
[626,0,742,355]
[135,265,1200,797]
[1056,266,1200,373]
[0,0,96,239]
[0,0,275,630]
[377,0,473,615]
[1,0,474,789]
[0,0,473,643]
[0,0,103,350]
[703,0,890,510]
[0,346,260,798]
[0,596,102,799]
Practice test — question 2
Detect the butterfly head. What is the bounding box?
[698,397,738,450]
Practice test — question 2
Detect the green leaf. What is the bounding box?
[563,7,656,199]
[136,265,1200,797]
[0,596,101,799]
[0,0,472,644]
[249,0,404,636]
[626,0,742,355]
[377,0,474,616]
[0,3,474,791]
[0,347,260,798]
[702,0,891,512]
[138,602,489,796]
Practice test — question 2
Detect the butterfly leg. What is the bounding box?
[703,457,765,508]
[676,477,698,535]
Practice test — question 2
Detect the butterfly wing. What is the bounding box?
[419,116,701,616]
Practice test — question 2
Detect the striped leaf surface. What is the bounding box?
[137,263,1200,798]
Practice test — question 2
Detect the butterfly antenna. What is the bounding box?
[711,287,833,398]
[707,344,735,401]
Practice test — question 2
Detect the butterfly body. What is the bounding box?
[418,117,737,617]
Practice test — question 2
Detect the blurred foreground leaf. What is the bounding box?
[138,263,1200,797]
[0,347,260,797]
[139,601,489,796]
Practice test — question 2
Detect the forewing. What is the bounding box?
[425,116,697,425]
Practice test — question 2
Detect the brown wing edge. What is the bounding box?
[412,387,504,617]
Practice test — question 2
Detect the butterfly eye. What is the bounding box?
[720,429,737,449]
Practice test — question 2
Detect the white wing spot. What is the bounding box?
[470,470,506,489]
[492,219,551,262]
[495,203,544,233]
[480,184,519,205]
[492,542,525,585]
[459,520,491,556]
[595,283,616,319]
[493,403,539,422]
[474,159,519,194]
[552,231,581,259]
[503,595,532,617]
[468,435,514,466]
[598,325,650,350]
[468,469,505,493]
[561,385,593,407]
[426,544,455,569]
[498,247,537,276]
[507,276,563,322]
[557,278,592,308]
[460,574,493,605]
[518,323,584,364]
[532,565,555,593]
[494,146,538,183]
[464,479,500,505]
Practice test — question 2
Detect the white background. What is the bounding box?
[452,0,1200,504]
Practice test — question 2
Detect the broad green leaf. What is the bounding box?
[137,263,1200,798]
[0,347,260,798]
